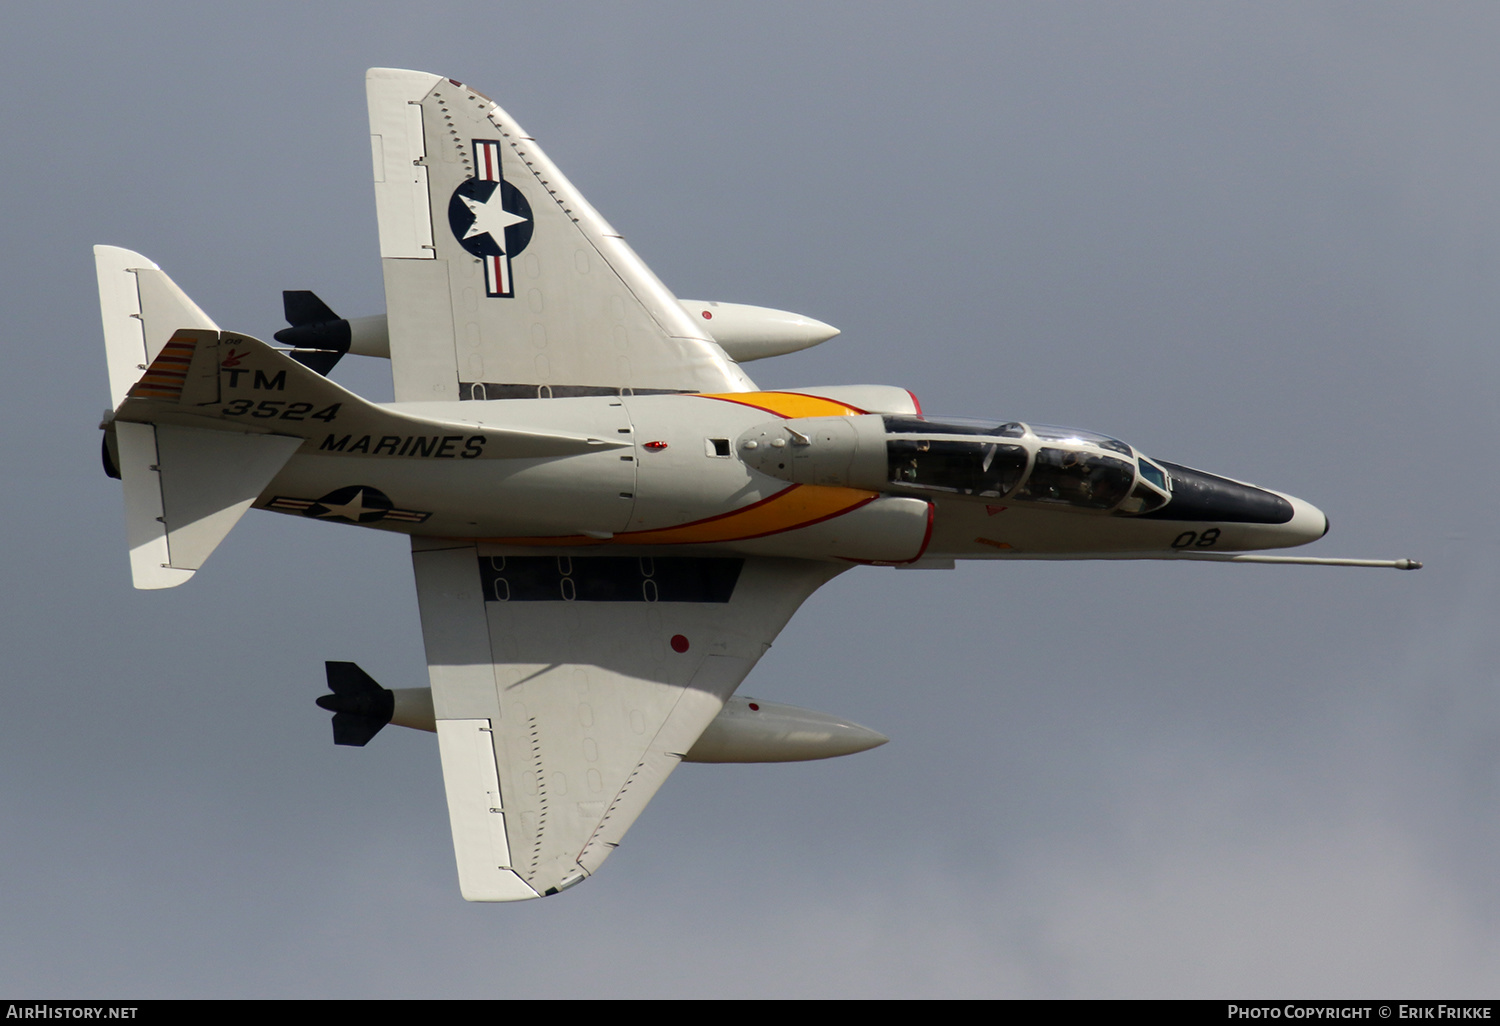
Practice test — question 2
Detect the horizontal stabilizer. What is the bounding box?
[115,422,302,588]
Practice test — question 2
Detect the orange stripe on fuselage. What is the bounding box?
[479,484,878,547]
[698,391,865,418]
[623,483,876,544]
[478,392,872,546]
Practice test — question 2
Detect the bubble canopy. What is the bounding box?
[881,417,1168,513]
[740,414,1291,523]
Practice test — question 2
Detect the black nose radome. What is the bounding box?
[1138,461,1295,524]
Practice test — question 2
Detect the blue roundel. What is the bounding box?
[448,178,534,258]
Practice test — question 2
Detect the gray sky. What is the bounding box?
[2,1,1497,998]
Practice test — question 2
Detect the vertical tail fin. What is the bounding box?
[94,246,219,409]
[96,249,302,589]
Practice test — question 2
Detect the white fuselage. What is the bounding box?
[252,389,1328,564]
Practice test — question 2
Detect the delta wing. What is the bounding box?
[367,68,753,403]
[411,540,841,899]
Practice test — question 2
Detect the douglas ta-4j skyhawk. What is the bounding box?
[95,68,1420,902]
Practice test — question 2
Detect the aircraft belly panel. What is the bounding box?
[620,394,806,533]
[626,450,778,534]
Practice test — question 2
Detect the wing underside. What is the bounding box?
[411,538,841,899]
[367,68,753,404]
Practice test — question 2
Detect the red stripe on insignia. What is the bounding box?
[485,255,509,296]
[474,140,500,182]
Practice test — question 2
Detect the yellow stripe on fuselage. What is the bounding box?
[621,484,876,544]
[698,391,862,419]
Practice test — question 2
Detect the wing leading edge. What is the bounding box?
[411,538,843,899]
[367,68,753,404]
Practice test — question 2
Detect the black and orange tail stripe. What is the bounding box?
[127,337,197,401]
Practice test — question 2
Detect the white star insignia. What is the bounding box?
[316,490,374,521]
[462,189,529,251]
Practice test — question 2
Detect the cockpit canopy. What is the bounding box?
[882,417,1170,514]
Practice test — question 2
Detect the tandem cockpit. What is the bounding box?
[738,412,1304,527]
[881,417,1169,515]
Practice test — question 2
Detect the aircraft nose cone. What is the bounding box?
[1281,494,1330,547]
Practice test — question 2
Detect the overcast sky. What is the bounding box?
[3,1,1498,998]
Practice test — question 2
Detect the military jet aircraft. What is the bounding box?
[95,68,1419,901]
